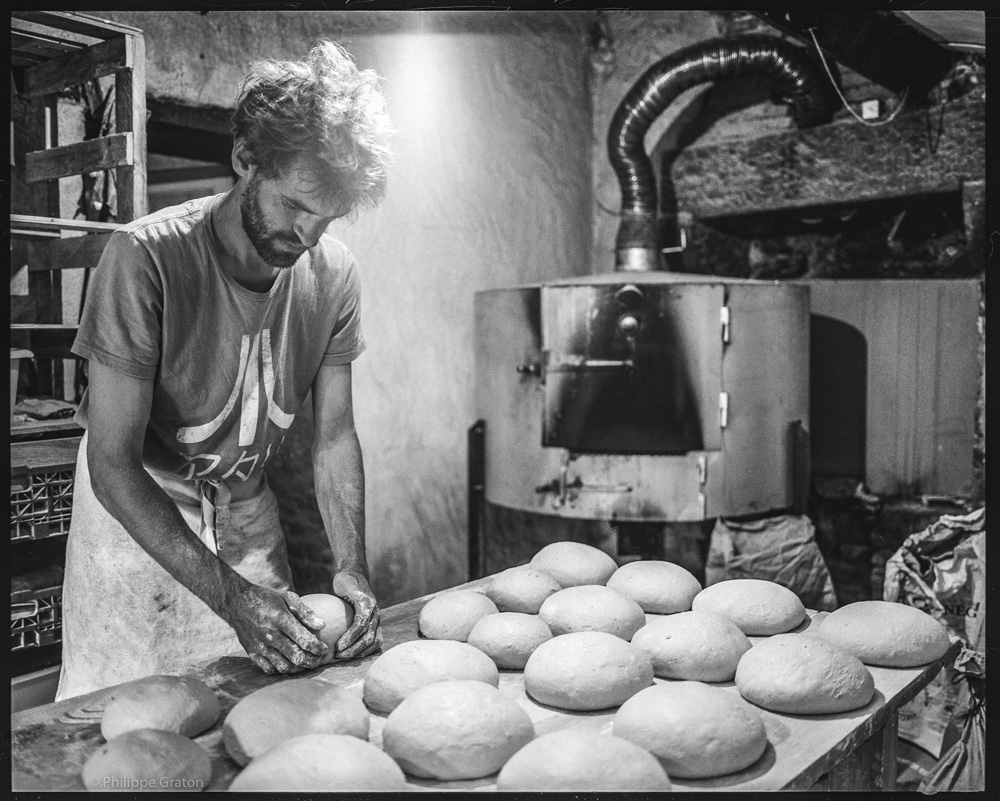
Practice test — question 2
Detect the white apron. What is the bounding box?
[56,431,293,701]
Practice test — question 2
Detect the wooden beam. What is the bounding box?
[22,35,128,98]
[672,94,985,220]
[26,235,113,272]
[25,132,133,183]
[11,215,120,233]
[116,34,147,221]
[12,12,143,42]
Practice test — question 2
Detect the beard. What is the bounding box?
[240,174,305,269]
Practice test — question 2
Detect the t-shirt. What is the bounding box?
[72,194,365,484]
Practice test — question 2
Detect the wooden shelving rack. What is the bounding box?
[10,12,148,687]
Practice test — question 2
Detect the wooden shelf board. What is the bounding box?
[10,215,121,234]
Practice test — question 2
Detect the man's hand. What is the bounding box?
[224,581,329,675]
[332,570,383,659]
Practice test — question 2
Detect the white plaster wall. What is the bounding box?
[86,10,593,603]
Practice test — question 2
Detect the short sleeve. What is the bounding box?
[321,254,366,366]
[71,230,164,379]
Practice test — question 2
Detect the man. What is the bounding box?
[56,40,394,700]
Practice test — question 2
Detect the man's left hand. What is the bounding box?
[331,570,383,659]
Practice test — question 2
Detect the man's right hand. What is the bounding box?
[224,581,330,675]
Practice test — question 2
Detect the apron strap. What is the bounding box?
[197,479,232,555]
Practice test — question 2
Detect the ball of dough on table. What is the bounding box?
[362,640,499,714]
[815,600,952,667]
[691,579,806,635]
[101,675,220,741]
[613,682,768,779]
[300,593,354,664]
[467,613,553,669]
[485,566,561,614]
[631,611,752,682]
[606,560,702,614]
[523,631,653,711]
[496,729,672,792]
[735,634,875,714]
[222,678,369,766]
[227,733,407,793]
[83,728,211,793]
[418,590,499,641]
[382,679,535,781]
[529,541,618,588]
[538,585,646,640]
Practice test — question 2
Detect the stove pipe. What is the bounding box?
[607,34,835,272]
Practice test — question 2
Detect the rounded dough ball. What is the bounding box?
[816,600,952,667]
[607,560,702,614]
[382,679,534,781]
[529,541,618,588]
[485,567,561,614]
[524,631,653,711]
[735,634,875,714]
[363,640,499,714]
[497,730,671,792]
[418,590,499,642]
[691,579,806,635]
[83,728,211,793]
[614,682,768,779]
[228,734,407,792]
[300,594,354,664]
[631,611,752,682]
[101,675,220,741]
[539,585,646,640]
[467,613,553,669]
[222,679,369,766]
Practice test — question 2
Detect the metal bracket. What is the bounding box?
[719,392,729,428]
[660,226,688,255]
[720,305,731,344]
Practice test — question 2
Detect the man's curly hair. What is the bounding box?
[231,41,393,215]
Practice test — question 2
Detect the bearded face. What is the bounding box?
[239,172,308,269]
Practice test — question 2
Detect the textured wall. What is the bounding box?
[87,10,593,605]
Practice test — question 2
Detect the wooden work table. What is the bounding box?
[10,575,958,792]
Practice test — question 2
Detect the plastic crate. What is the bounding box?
[10,469,75,541]
[11,587,63,652]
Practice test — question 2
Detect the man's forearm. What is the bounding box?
[313,428,368,580]
[89,456,244,620]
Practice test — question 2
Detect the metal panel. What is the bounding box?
[476,278,810,521]
[540,282,723,454]
[720,283,811,515]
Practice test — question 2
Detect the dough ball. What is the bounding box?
[613,682,768,778]
[691,579,806,635]
[83,728,211,793]
[223,679,369,766]
[816,600,952,667]
[101,675,220,741]
[539,585,646,640]
[362,640,499,714]
[523,631,653,711]
[300,594,354,664]
[529,541,618,588]
[418,590,499,641]
[382,680,534,780]
[631,611,752,682]
[227,733,407,792]
[735,634,875,714]
[496,730,671,792]
[467,613,553,669]
[607,560,702,614]
[485,567,561,614]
